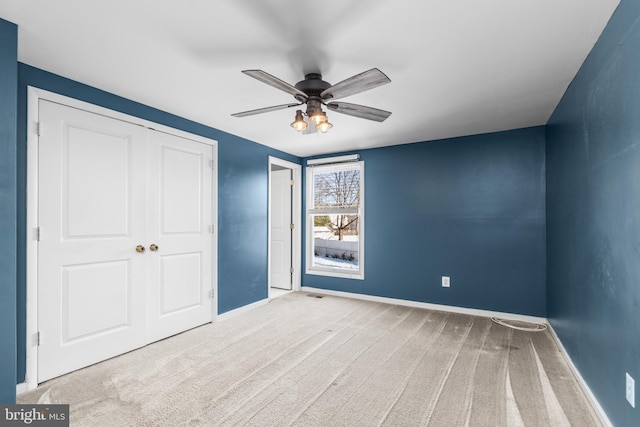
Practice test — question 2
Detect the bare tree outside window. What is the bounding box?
[313,170,360,241]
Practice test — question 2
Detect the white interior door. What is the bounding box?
[38,100,148,382]
[270,169,293,290]
[146,130,214,342]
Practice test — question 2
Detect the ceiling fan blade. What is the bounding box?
[231,102,302,117]
[242,70,308,100]
[321,68,390,100]
[326,102,392,122]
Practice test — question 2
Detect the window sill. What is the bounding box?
[305,267,364,280]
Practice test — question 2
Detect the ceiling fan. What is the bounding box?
[231,68,392,133]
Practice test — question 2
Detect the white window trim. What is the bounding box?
[306,160,364,280]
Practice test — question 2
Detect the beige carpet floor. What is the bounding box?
[19,292,601,426]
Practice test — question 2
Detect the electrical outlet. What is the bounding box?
[627,373,635,408]
[442,276,450,288]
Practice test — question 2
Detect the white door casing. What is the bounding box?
[33,94,216,384]
[270,169,293,290]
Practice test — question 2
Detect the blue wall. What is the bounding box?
[0,18,18,404]
[14,65,300,385]
[303,126,547,317]
[546,1,640,425]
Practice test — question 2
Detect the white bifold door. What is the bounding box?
[37,100,215,382]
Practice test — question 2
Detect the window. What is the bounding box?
[306,159,364,279]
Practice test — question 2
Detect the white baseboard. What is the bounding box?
[16,382,33,396]
[547,324,612,427]
[216,298,269,322]
[301,286,547,324]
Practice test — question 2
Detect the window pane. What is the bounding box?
[313,169,360,210]
[306,160,364,279]
[312,214,359,271]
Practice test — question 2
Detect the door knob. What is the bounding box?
[135,245,145,253]
[150,244,159,252]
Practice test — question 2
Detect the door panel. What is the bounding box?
[38,100,147,382]
[161,146,203,235]
[64,126,131,238]
[62,260,131,342]
[270,169,292,290]
[147,130,213,343]
[160,253,202,315]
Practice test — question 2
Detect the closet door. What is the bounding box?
[38,100,148,382]
[146,130,214,343]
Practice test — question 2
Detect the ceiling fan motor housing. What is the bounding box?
[294,73,332,100]
[295,73,332,117]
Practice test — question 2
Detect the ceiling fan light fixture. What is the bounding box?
[317,120,333,133]
[310,111,328,126]
[291,110,308,132]
[306,100,325,126]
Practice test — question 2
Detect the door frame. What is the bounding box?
[267,156,302,296]
[23,86,218,392]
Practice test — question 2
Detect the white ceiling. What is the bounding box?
[1,0,620,157]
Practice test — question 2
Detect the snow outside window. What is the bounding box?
[306,161,364,280]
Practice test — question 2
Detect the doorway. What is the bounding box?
[268,157,301,298]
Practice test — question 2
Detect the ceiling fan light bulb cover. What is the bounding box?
[311,111,328,126]
[291,110,308,132]
[318,121,333,133]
